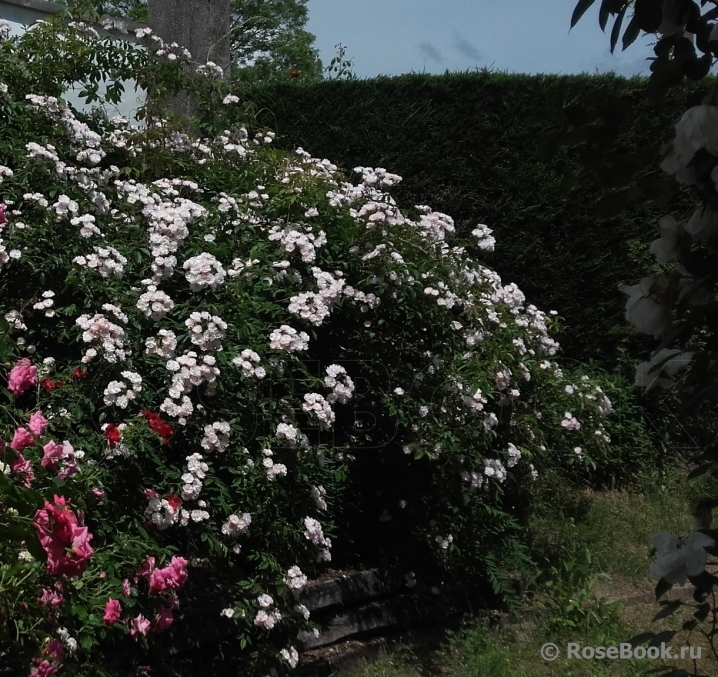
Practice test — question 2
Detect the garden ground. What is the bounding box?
[350,463,715,677]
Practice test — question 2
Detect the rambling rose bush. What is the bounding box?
[0,14,619,676]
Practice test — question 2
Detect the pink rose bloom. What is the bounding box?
[143,488,159,500]
[147,567,173,595]
[10,427,34,452]
[7,358,37,397]
[57,458,80,480]
[44,640,64,662]
[9,452,34,487]
[153,605,175,633]
[30,659,58,677]
[34,496,94,577]
[169,556,189,587]
[103,598,122,625]
[147,556,189,595]
[137,557,155,579]
[70,525,93,560]
[0,203,6,226]
[91,487,105,500]
[122,579,132,597]
[28,411,49,436]
[38,588,64,609]
[41,441,79,479]
[129,614,151,640]
[41,441,65,469]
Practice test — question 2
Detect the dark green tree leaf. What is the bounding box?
[571,0,598,28]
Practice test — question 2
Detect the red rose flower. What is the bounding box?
[141,410,173,445]
[72,367,87,379]
[41,377,63,393]
[104,424,121,449]
[289,69,300,78]
[166,494,182,511]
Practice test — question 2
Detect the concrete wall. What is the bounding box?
[147,0,230,120]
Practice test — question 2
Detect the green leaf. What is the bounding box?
[634,0,663,33]
[599,0,622,31]
[622,14,642,51]
[684,53,712,81]
[610,4,628,53]
[571,0,598,28]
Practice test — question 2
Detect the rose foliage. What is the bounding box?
[0,14,619,677]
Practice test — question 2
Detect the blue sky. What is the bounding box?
[306,0,658,79]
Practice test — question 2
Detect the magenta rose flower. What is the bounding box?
[7,358,37,397]
[28,411,49,436]
[38,588,64,609]
[10,427,34,452]
[34,495,94,577]
[129,614,151,640]
[152,605,175,633]
[103,598,122,625]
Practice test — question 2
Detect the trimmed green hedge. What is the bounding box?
[244,71,708,368]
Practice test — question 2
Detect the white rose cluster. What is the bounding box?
[262,449,288,481]
[166,351,219,399]
[287,268,345,326]
[144,496,181,530]
[268,223,327,262]
[103,371,142,408]
[232,349,266,379]
[303,517,331,562]
[269,325,309,352]
[33,290,55,317]
[201,421,231,453]
[74,246,127,278]
[221,512,251,537]
[76,313,127,363]
[183,252,226,291]
[145,329,177,359]
[185,311,227,351]
[302,393,335,430]
[137,284,174,320]
[324,364,354,404]
[180,453,208,501]
[310,485,327,511]
[284,566,308,591]
[471,224,496,251]
[561,412,581,431]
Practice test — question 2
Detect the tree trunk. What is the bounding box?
[147,0,231,131]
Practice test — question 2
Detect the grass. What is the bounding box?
[349,463,718,677]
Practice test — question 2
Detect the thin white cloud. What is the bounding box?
[453,32,482,61]
[419,41,444,63]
